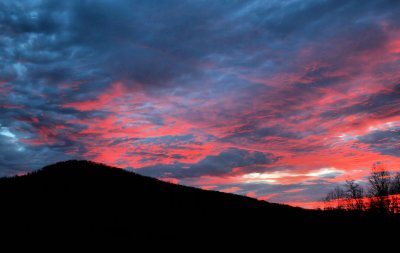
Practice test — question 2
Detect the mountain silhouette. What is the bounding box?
[0,160,399,240]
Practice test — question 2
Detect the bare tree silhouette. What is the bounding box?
[368,163,391,213]
[344,180,364,211]
[390,172,400,213]
[324,163,400,213]
[324,186,346,210]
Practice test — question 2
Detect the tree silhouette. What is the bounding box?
[324,163,400,213]
[344,180,364,211]
[368,163,391,213]
[390,172,400,213]
[391,172,400,193]
[324,185,346,210]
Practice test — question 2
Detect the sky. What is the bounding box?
[1,0,400,208]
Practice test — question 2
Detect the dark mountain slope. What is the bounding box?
[0,160,398,240]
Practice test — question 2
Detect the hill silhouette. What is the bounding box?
[0,160,399,240]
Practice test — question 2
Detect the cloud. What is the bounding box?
[358,128,400,156]
[1,0,400,207]
[0,124,77,177]
[138,148,278,179]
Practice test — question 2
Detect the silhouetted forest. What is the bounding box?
[324,163,400,213]
[0,160,399,240]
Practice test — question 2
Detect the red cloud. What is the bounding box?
[46,21,400,208]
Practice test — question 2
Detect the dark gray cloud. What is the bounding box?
[220,124,301,144]
[3,0,399,94]
[0,124,78,177]
[137,148,278,179]
[358,128,400,156]
[321,83,400,122]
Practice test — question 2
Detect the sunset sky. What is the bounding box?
[1,0,400,208]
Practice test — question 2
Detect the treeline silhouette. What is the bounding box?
[324,163,400,213]
[0,160,399,241]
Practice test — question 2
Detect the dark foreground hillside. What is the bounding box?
[0,160,399,240]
